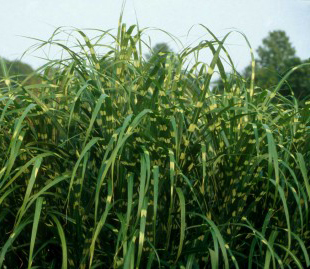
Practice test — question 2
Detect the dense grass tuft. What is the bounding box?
[1,20,310,268]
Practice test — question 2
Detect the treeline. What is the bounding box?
[1,30,309,100]
[0,57,39,86]
[216,30,310,100]
[145,31,310,101]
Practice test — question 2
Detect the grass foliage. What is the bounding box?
[1,18,310,268]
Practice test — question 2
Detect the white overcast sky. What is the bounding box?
[0,0,309,72]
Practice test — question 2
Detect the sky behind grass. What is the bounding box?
[0,0,309,72]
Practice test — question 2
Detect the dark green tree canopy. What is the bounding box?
[145,42,173,61]
[0,57,38,86]
[243,30,310,100]
[0,58,34,78]
[257,30,296,72]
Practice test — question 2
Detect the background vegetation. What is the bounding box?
[0,58,39,86]
[0,19,310,268]
[216,30,310,101]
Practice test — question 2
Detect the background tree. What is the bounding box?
[243,30,310,100]
[0,57,39,85]
[256,30,296,72]
[145,42,173,61]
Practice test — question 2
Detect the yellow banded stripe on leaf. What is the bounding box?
[188,124,197,132]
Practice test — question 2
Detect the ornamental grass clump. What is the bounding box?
[0,18,310,268]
